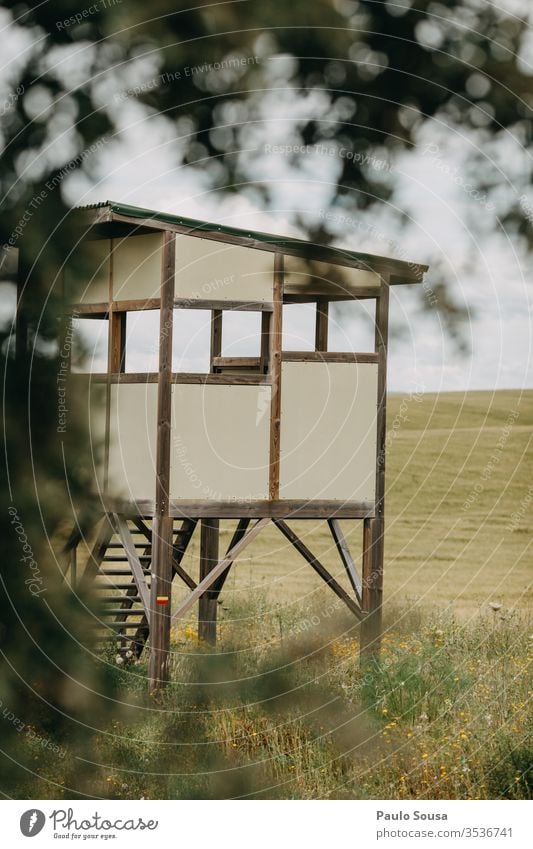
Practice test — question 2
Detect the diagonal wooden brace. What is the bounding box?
[210,518,251,598]
[328,518,363,605]
[171,518,270,623]
[172,518,198,590]
[274,519,362,620]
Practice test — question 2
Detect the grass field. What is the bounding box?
[13,389,532,800]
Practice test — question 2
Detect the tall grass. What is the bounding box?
[11,596,532,800]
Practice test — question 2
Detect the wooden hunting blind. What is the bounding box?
[56,201,427,688]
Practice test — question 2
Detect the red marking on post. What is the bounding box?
[156,596,169,605]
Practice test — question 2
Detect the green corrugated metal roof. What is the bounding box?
[76,201,428,277]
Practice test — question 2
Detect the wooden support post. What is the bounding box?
[210,309,222,372]
[260,311,271,373]
[103,239,114,493]
[148,230,175,691]
[361,515,376,639]
[361,279,389,661]
[315,298,329,351]
[269,253,283,499]
[198,519,220,645]
[150,514,174,683]
[110,310,126,373]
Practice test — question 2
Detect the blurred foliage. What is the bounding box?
[0,0,532,798]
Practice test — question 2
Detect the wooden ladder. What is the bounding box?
[80,516,198,660]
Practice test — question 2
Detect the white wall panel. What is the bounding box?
[66,239,110,304]
[112,233,163,301]
[107,383,158,499]
[279,362,378,501]
[284,255,380,297]
[174,235,273,303]
[170,384,271,499]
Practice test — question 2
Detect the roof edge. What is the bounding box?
[74,201,428,281]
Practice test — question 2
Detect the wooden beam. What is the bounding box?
[269,253,283,499]
[174,298,273,312]
[315,299,329,351]
[112,514,151,619]
[273,520,362,619]
[69,302,110,315]
[102,498,376,520]
[73,373,157,383]
[212,356,261,370]
[148,229,175,690]
[283,290,379,303]
[132,516,153,540]
[328,518,362,605]
[171,519,270,623]
[112,298,161,312]
[174,373,270,385]
[282,351,378,364]
[84,372,272,385]
[172,561,196,591]
[70,298,161,314]
[198,519,219,645]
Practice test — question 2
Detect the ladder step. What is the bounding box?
[98,569,151,576]
[93,623,146,632]
[97,595,141,604]
[102,556,151,562]
[94,583,148,590]
[100,608,146,616]
[106,543,152,550]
